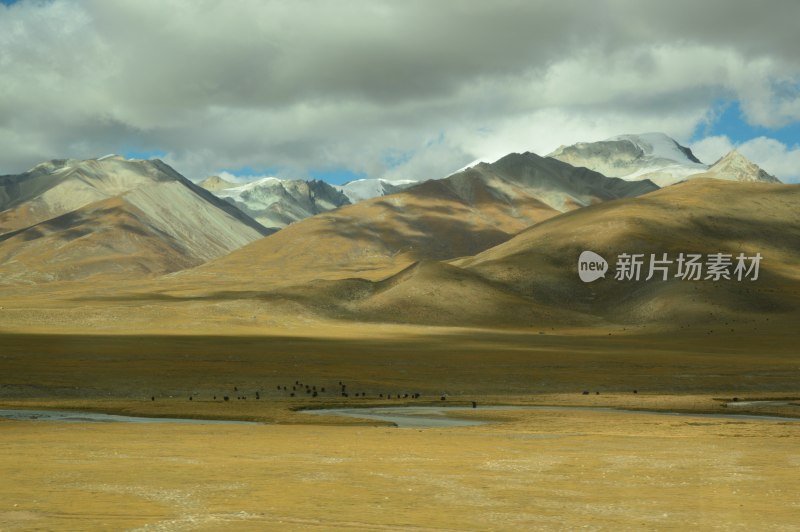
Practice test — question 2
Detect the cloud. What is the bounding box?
[1,0,799,182]
[737,137,800,183]
[690,136,736,165]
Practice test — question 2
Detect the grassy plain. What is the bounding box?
[1,319,799,530]
[1,405,799,530]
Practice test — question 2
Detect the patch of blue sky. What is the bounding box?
[307,168,366,185]
[693,99,800,147]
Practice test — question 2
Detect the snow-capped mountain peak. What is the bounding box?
[223,176,283,194]
[548,132,708,186]
[201,176,350,230]
[609,132,702,164]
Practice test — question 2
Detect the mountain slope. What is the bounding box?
[688,150,781,183]
[0,156,269,283]
[178,151,657,288]
[280,179,798,328]
[0,156,171,233]
[450,179,799,325]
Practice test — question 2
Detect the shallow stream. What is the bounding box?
[300,404,800,428]
[2,404,798,428]
[0,409,259,425]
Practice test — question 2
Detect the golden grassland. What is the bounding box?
[2,318,799,398]
[1,405,799,530]
[1,232,798,531]
[1,317,799,530]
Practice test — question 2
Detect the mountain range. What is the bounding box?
[0,133,795,333]
[182,177,798,329]
[194,133,780,231]
[181,151,657,287]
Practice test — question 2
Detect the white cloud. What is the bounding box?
[214,171,281,184]
[738,137,800,183]
[0,1,798,182]
[689,136,735,165]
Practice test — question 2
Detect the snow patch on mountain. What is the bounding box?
[202,177,351,229]
[335,178,417,203]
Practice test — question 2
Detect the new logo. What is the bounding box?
[578,250,608,283]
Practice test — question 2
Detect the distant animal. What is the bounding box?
[234,386,238,391]
[290,392,295,397]
[633,390,638,394]
[472,401,477,409]
[189,396,192,401]
[151,396,155,401]
[224,396,229,401]
[255,392,260,400]
[312,391,318,397]
[440,395,446,401]
[582,391,589,395]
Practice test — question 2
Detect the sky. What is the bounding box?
[0,0,798,184]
